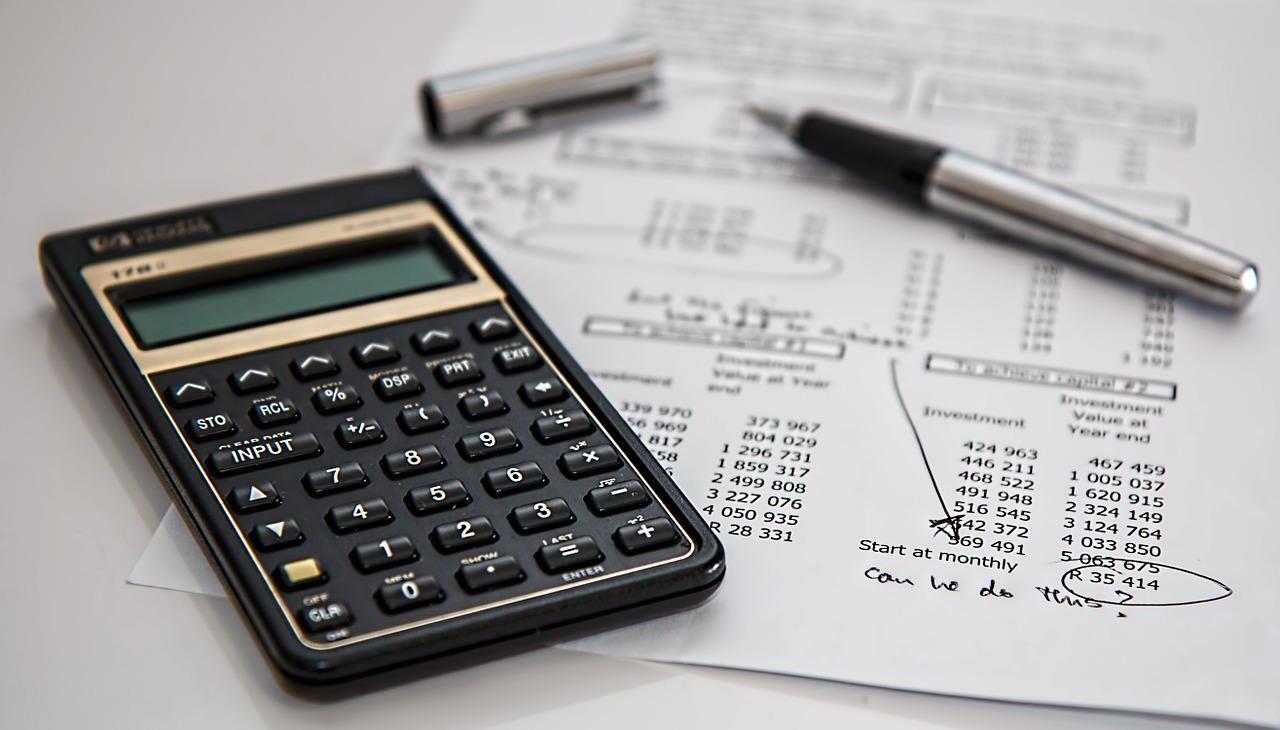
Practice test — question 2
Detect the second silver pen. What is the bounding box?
[748,103,1258,310]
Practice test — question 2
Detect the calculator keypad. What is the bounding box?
[151,302,692,644]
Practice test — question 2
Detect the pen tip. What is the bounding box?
[744,100,796,135]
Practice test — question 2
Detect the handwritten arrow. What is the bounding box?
[930,515,962,543]
[890,359,961,544]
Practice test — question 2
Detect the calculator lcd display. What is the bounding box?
[119,238,462,348]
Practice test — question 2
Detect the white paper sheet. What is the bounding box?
[132,0,1280,724]
[128,506,225,598]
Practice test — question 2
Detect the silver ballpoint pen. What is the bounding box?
[747,102,1259,310]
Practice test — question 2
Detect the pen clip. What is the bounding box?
[422,37,661,140]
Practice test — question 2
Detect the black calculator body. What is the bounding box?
[40,170,723,682]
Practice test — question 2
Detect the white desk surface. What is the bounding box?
[0,2,1225,728]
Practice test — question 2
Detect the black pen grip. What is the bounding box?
[795,111,944,202]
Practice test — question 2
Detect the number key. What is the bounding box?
[381,445,446,479]
[405,479,471,515]
[377,575,443,613]
[482,461,547,497]
[509,498,575,534]
[431,516,498,553]
[457,427,520,461]
[326,497,393,533]
[352,536,418,573]
[303,462,368,496]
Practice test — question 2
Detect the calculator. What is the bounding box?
[40,170,723,682]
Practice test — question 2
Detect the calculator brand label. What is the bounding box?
[85,214,216,255]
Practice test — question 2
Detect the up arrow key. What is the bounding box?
[352,340,400,367]
[471,316,515,341]
[166,380,214,407]
[228,482,280,513]
[230,366,277,394]
[413,328,459,354]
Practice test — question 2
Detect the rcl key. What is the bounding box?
[250,398,299,427]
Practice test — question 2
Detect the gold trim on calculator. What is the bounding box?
[82,201,501,373]
[80,200,696,650]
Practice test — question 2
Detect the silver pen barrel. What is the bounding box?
[925,152,1258,309]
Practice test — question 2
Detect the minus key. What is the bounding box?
[585,480,650,515]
